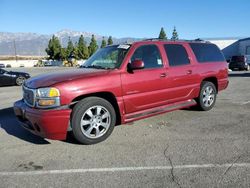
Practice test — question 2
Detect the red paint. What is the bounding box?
[14,100,71,140]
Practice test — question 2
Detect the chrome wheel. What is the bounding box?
[80,105,111,139]
[16,77,25,86]
[202,86,215,107]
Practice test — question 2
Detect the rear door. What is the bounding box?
[121,44,168,113]
[163,43,199,103]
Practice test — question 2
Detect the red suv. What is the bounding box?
[14,40,229,144]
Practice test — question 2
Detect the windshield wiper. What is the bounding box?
[81,65,112,70]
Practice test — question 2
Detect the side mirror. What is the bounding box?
[129,60,144,71]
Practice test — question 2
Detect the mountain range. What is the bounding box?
[0,29,139,56]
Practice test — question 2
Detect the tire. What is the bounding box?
[246,65,250,71]
[16,76,26,86]
[196,81,217,111]
[71,97,116,145]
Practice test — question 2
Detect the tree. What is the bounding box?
[60,48,67,60]
[73,42,79,59]
[171,26,179,40]
[158,27,167,40]
[107,36,113,45]
[46,38,53,59]
[45,35,61,60]
[88,35,98,56]
[78,35,89,59]
[101,37,107,48]
[67,37,74,58]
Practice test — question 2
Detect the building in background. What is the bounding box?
[207,38,250,61]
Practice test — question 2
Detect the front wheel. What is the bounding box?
[71,97,116,145]
[16,76,26,86]
[196,81,217,111]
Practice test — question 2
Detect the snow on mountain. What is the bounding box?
[0,30,138,55]
[54,29,101,39]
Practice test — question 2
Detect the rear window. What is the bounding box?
[190,43,225,63]
[231,56,245,62]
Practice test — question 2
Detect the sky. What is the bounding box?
[0,0,249,39]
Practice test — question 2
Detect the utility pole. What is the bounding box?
[13,40,18,62]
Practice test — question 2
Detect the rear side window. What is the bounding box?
[164,44,190,66]
[131,45,163,69]
[190,43,225,63]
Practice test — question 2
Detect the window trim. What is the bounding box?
[130,44,164,70]
[164,44,190,67]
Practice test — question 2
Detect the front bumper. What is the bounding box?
[13,100,71,140]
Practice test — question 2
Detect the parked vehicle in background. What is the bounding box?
[14,39,228,144]
[6,64,12,68]
[0,68,30,86]
[229,55,250,71]
[44,61,52,66]
[0,64,5,68]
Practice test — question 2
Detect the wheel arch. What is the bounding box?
[201,77,218,93]
[70,92,121,126]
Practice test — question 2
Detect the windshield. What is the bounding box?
[81,45,130,69]
[0,69,7,74]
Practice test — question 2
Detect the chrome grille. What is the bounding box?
[23,86,35,107]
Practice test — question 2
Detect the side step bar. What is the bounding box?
[125,99,197,123]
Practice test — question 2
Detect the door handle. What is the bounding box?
[186,70,192,75]
[160,73,167,78]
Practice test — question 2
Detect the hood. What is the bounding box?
[25,68,108,89]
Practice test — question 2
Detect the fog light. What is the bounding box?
[38,99,56,106]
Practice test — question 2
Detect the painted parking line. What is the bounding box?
[0,163,250,176]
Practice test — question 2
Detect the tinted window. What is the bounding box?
[164,44,190,66]
[131,45,163,69]
[190,43,225,63]
[231,56,245,62]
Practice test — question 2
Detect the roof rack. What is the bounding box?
[143,38,210,43]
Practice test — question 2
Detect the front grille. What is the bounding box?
[23,86,35,107]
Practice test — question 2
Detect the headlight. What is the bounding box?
[37,87,60,98]
[36,87,60,108]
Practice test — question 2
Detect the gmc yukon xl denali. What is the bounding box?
[14,39,229,144]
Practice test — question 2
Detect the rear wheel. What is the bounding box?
[246,64,250,71]
[16,76,26,86]
[196,81,217,111]
[71,97,116,145]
